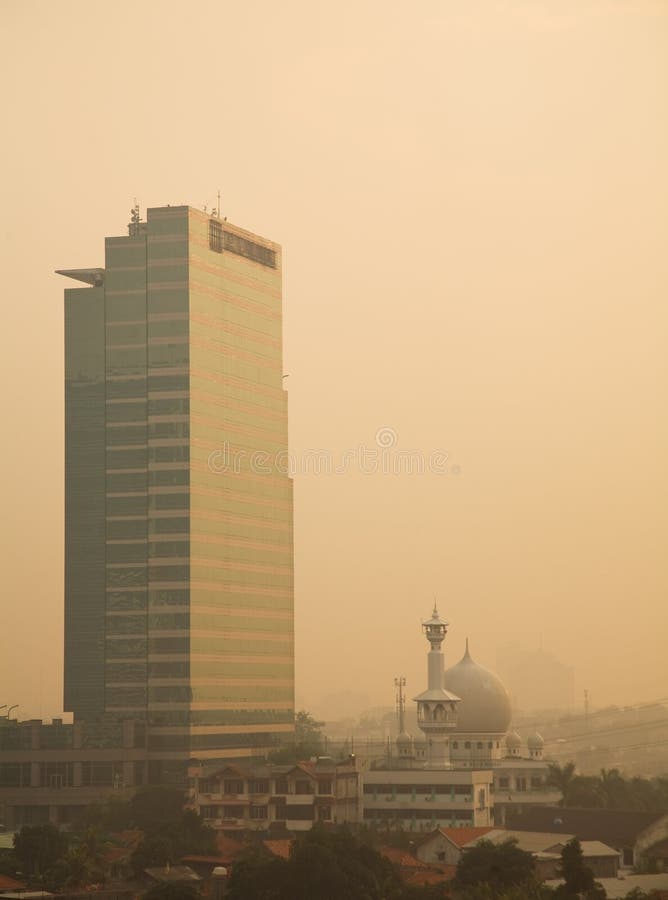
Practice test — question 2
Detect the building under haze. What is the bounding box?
[375,610,561,828]
[59,205,294,781]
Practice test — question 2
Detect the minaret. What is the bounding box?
[413,604,461,768]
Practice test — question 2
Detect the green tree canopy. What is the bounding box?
[130,786,186,831]
[455,838,536,891]
[13,823,68,877]
[546,763,576,807]
[225,825,441,900]
[556,837,604,900]
[142,881,201,900]
[268,710,325,764]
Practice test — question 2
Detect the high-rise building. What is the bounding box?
[59,205,294,780]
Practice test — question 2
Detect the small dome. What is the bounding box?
[506,731,522,749]
[527,731,544,749]
[443,641,512,734]
[396,731,413,746]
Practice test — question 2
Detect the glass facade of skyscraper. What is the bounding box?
[63,207,294,775]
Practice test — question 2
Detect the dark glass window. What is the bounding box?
[108,590,147,611]
[107,472,147,491]
[295,780,313,794]
[107,377,147,400]
[209,219,223,253]
[224,779,244,794]
[222,230,276,268]
[148,470,189,487]
[248,779,269,794]
[149,588,189,605]
[107,566,147,587]
[106,638,147,658]
[249,805,268,819]
[148,397,189,415]
[148,518,189,535]
[106,614,146,634]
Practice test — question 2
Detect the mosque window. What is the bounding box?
[476,742,483,750]
[488,742,493,749]
[464,742,471,749]
[452,742,458,749]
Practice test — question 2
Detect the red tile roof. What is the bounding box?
[181,855,230,865]
[378,847,456,887]
[0,876,27,891]
[434,826,496,848]
[379,847,427,868]
[215,834,246,861]
[263,839,293,860]
[403,865,457,887]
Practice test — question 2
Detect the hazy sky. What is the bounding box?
[1,0,666,722]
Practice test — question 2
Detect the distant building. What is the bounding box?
[0,718,143,828]
[496,644,575,713]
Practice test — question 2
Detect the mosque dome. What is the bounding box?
[506,731,522,749]
[527,731,544,750]
[443,641,512,734]
[396,731,413,747]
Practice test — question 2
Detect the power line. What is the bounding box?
[519,696,668,730]
[544,717,668,746]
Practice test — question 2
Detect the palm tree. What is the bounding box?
[546,762,576,806]
[600,768,628,809]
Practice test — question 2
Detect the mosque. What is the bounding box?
[362,606,561,830]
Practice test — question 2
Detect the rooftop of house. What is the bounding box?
[463,829,576,854]
[546,873,668,899]
[420,826,496,848]
[507,806,667,848]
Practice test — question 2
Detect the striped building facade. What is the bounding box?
[62,205,294,782]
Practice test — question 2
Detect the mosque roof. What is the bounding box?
[443,640,512,734]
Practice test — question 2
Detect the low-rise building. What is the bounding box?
[189,756,362,831]
[0,718,147,828]
[362,767,493,831]
[508,805,668,870]
[417,826,495,866]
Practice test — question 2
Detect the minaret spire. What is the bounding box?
[413,604,461,768]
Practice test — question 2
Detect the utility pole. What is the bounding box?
[395,676,406,733]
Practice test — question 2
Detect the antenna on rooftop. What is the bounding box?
[395,676,406,734]
[128,199,142,237]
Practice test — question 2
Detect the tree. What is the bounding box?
[225,846,291,900]
[546,763,576,807]
[556,837,605,900]
[130,834,173,876]
[225,826,415,900]
[268,710,325,763]
[455,839,536,892]
[600,768,630,809]
[142,882,201,900]
[130,786,186,831]
[129,809,216,876]
[13,823,68,877]
[565,776,605,809]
